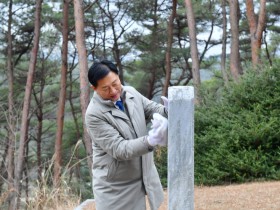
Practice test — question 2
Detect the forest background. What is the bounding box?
[0,0,279,209]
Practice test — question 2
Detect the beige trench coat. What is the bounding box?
[85,86,167,210]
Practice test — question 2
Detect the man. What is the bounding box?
[85,60,168,210]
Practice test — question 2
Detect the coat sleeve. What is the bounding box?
[133,89,168,120]
[86,114,152,161]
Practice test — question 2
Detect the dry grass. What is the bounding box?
[0,188,16,206]
[26,179,80,210]
[193,181,280,210]
[0,141,86,210]
[75,181,280,210]
[26,141,84,210]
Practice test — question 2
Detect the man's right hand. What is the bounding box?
[147,113,168,146]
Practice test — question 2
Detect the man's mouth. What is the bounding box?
[111,94,119,100]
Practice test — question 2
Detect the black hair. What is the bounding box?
[88,60,119,87]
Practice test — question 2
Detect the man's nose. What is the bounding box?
[109,86,117,94]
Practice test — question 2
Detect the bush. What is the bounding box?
[155,148,168,188]
[194,63,280,185]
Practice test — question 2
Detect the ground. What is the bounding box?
[158,181,280,210]
[76,181,280,210]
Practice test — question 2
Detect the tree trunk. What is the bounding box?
[35,98,43,183]
[174,20,193,86]
[10,1,42,209]
[221,0,229,85]
[31,80,43,210]
[0,138,9,195]
[24,144,29,207]
[114,46,124,84]
[7,1,15,208]
[228,0,243,81]
[198,2,216,65]
[32,57,47,188]
[245,0,266,66]
[54,0,69,188]
[263,30,272,66]
[33,82,43,210]
[147,0,159,99]
[69,64,82,181]
[73,0,93,175]
[69,65,81,140]
[184,0,201,103]
[162,0,177,97]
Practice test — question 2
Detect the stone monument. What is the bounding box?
[168,86,195,210]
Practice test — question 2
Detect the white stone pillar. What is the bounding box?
[168,86,195,210]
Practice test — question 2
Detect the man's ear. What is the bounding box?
[91,85,96,91]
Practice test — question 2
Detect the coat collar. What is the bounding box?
[93,86,135,121]
[124,89,135,118]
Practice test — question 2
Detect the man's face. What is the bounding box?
[92,71,122,102]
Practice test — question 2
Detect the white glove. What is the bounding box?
[147,113,168,146]
[161,96,169,110]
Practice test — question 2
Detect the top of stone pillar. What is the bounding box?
[168,86,194,100]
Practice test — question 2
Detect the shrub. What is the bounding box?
[194,63,280,185]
